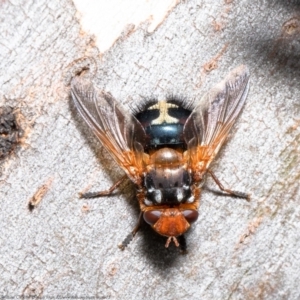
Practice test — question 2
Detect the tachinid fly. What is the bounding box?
[71,65,250,250]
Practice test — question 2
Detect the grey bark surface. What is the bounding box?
[1,0,300,299]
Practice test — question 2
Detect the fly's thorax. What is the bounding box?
[143,148,195,206]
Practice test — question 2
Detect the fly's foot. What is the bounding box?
[118,233,134,250]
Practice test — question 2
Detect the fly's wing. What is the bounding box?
[183,65,250,177]
[71,76,147,185]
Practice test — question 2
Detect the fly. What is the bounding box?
[71,65,250,251]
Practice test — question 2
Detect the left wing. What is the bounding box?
[71,75,148,185]
[183,65,250,180]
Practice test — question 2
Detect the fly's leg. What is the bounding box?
[79,175,127,199]
[118,212,143,250]
[207,169,250,201]
[178,235,187,254]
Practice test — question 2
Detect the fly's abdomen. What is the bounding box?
[135,100,191,150]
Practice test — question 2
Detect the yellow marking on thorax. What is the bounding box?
[149,101,179,125]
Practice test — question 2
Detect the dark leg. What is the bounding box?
[118,212,143,250]
[207,169,250,201]
[79,175,127,199]
[178,235,187,254]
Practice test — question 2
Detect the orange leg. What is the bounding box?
[207,169,250,201]
[79,175,128,199]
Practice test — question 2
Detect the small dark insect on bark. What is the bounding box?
[0,106,21,160]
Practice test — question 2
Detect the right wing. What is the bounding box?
[183,65,250,179]
[71,76,148,185]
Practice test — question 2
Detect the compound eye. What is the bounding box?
[182,210,198,224]
[143,210,162,226]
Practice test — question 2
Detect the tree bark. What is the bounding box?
[1,0,300,299]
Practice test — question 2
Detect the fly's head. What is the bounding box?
[143,206,199,247]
